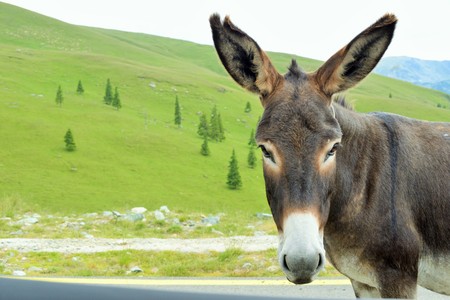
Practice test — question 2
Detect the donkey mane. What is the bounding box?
[286,59,306,80]
[333,94,354,111]
[286,59,353,111]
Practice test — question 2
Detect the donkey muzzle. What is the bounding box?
[278,212,325,284]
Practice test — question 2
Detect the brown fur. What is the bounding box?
[210,14,450,299]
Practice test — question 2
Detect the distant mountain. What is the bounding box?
[374,57,450,94]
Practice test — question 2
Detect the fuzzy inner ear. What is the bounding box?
[314,14,397,97]
[209,14,281,99]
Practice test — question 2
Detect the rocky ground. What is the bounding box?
[0,206,279,277]
[0,236,278,254]
[1,205,275,239]
[0,206,277,254]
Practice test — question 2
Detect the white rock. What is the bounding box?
[256,213,272,219]
[102,211,113,217]
[130,266,143,273]
[159,206,170,213]
[81,232,94,239]
[154,210,165,221]
[83,213,98,218]
[123,213,144,222]
[242,263,253,270]
[10,230,24,236]
[202,216,220,225]
[131,207,147,214]
[13,270,26,276]
[212,229,224,236]
[266,265,279,272]
[17,217,39,225]
[28,266,43,272]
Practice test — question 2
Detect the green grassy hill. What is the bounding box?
[1,3,449,220]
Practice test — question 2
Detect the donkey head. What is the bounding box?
[210,14,397,284]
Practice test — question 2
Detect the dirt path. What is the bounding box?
[0,236,278,253]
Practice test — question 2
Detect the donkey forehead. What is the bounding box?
[256,78,342,145]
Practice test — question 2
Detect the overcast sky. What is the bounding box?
[3,0,450,61]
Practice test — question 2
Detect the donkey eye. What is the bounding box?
[325,143,340,161]
[259,145,275,163]
[260,145,271,158]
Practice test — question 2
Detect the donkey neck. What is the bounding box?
[328,103,386,222]
[332,103,373,145]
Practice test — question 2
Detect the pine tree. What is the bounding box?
[200,136,210,156]
[248,129,257,147]
[217,113,225,142]
[197,114,209,138]
[112,87,122,110]
[227,149,242,189]
[208,105,225,142]
[64,129,76,151]
[209,105,219,141]
[76,80,84,95]
[55,85,63,107]
[174,95,181,127]
[247,146,257,168]
[103,78,113,105]
[245,101,252,113]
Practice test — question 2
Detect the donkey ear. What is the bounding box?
[209,14,282,102]
[314,14,397,97]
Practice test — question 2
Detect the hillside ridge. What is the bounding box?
[0,2,449,217]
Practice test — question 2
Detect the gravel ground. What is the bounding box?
[0,236,278,253]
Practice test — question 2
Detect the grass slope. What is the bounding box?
[1,3,449,220]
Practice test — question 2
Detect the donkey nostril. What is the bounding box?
[316,253,323,271]
[282,254,290,271]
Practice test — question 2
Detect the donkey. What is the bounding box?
[210,14,450,298]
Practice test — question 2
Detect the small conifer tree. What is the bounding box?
[64,129,76,151]
[55,85,63,107]
[209,105,225,142]
[245,101,252,113]
[248,129,257,147]
[217,113,225,142]
[197,114,209,138]
[227,149,242,189]
[76,80,84,95]
[247,146,257,168]
[209,105,219,141]
[200,136,210,156]
[112,87,122,110]
[103,79,113,105]
[174,95,181,127]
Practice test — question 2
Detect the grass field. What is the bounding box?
[1,2,449,221]
[0,247,342,278]
[1,248,282,277]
